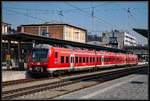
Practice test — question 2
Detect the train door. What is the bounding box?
[70,54,74,70]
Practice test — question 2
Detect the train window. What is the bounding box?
[55,52,58,58]
[79,57,82,63]
[73,57,74,63]
[86,57,88,63]
[97,57,98,62]
[83,57,85,63]
[99,57,101,62]
[76,56,78,63]
[61,56,64,63]
[105,58,108,62]
[93,57,95,62]
[90,57,92,62]
[66,56,69,63]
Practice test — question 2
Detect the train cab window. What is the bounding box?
[55,52,58,58]
[61,56,64,63]
[66,56,69,63]
[76,57,78,63]
[79,57,82,63]
[86,57,88,63]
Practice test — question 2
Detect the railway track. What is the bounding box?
[2,78,50,87]
[2,65,147,100]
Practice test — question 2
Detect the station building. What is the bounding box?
[102,30,137,49]
[2,22,87,70]
[17,23,87,43]
[2,22,11,34]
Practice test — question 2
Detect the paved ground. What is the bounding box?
[2,70,26,82]
[55,67,148,100]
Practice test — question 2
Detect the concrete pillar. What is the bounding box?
[18,41,24,70]
[6,40,11,69]
[18,41,21,63]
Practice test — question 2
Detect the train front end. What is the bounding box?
[27,45,51,76]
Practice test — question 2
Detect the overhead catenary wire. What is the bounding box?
[3,6,146,15]
[4,8,48,22]
[65,2,122,30]
[3,4,146,33]
[127,8,139,26]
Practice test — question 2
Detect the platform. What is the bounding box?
[55,66,148,100]
[2,70,26,82]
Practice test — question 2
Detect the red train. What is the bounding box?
[27,44,138,76]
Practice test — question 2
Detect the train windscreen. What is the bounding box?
[32,49,48,62]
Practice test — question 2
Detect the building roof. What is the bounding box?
[123,45,148,50]
[19,23,87,32]
[2,32,128,53]
[133,28,148,38]
[2,22,11,26]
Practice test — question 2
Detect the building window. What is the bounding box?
[75,32,79,40]
[40,27,49,37]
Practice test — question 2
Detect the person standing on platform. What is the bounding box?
[6,52,12,70]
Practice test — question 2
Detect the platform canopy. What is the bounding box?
[133,28,148,38]
[2,32,129,53]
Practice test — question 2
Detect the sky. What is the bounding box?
[2,1,148,45]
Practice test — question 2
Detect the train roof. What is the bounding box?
[34,44,52,49]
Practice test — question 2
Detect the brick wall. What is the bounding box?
[24,26,39,35]
[17,24,86,43]
[48,25,63,39]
